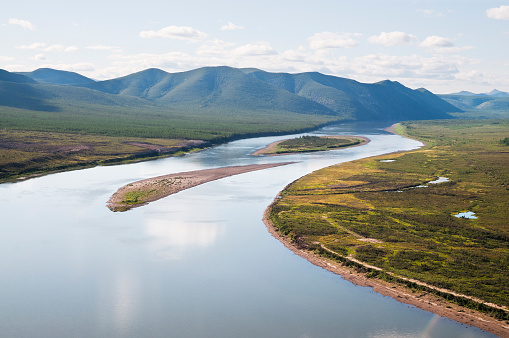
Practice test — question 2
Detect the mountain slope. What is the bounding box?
[83,66,337,116]
[16,68,95,85]
[243,69,459,121]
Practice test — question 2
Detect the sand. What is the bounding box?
[107,162,296,211]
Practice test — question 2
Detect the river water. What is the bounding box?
[0,122,495,337]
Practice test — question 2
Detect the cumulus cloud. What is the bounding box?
[8,18,36,31]
[421,36,455,48]
[220,22,243,31]
[308,32,359,49]
[486,5,509,20]
[233,42,277,56]
[139,25,208,41]
[33,54,46,60]
[420,35,473,53]
[368,32,417,46]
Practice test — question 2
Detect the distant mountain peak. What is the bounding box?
[15,68,95,85]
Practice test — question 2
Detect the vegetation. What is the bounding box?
[0,129,206,182]
[271,135,363,154]
[440,94,509,119]
[269,120,509,316]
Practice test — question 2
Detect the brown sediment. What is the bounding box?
[107,162,296,212]
[263,190,509,338]
[251,135,370,156]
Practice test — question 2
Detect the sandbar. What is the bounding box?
[252,135,370,156]
[107,162,296,211]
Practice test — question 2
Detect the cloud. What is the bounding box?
[220,22,243,31]
[86,45,122,53]
[233,42,277,56]
[196,39,236,55]
[308,32,359,49]
[8,18,36,31]
[418,9,444,17]
[0,56,15,61]
[486,5,509,20]
[33,54,46,61]
[368,32,417,46]
[65,46,79,52]
[16,43,78,52]
[139,25,207,41]
[420,35,473,53]
[421,36,454,48]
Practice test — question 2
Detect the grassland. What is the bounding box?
[267,120,509,322]
[0,129,207,182]
[254,135,366,156]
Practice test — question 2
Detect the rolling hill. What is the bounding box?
[16,68,95,86]
[0,66,461,140]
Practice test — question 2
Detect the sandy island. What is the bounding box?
[251,135,370,156]
[107,162,296,211]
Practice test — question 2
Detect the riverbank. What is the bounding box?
[251,135,370,156]
[263,194,509,337]
[263,120,509,337]
[107,162,296,211]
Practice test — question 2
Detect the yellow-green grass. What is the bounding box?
[269,119,509,314]
[0,129,205,182]
[272,135,363,154]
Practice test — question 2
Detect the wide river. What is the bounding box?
[0,122,496,337]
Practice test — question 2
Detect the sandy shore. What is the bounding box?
[107,162,296,211]
[252,135,370,156]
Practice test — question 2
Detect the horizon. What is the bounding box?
[2,0,509,94]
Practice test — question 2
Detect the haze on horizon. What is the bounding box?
[1,0,508,94]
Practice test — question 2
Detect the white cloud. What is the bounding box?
[65,46,79,52]
[16,43,78,52]
[0,56,15,61]
[418,9,444,17]
[308,32,358,49]
[86,45,122,53]
[196,39,236,55]
[220,22,243,31]
[8,18,36,31]
[368,32,417,46]
[486,5,509,20]
[233,42,277,56]
[33,54,46,61]
[420,35,473,53]
[139,25,208,42]
[421,36,454,48]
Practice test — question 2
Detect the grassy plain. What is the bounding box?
[268,120,509,317]
[270,135,363,154]
[0,129,206,182]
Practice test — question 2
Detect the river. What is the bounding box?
[0,122,495,337]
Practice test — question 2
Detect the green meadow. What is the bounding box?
[270,135,363,154]
[269,120,509,315]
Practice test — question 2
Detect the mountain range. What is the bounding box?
[0,66,461,140]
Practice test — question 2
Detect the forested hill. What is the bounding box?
[0,66,460,140]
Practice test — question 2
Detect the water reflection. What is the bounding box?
[144,218,224,260]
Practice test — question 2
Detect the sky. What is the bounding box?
[1,0,508,94]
